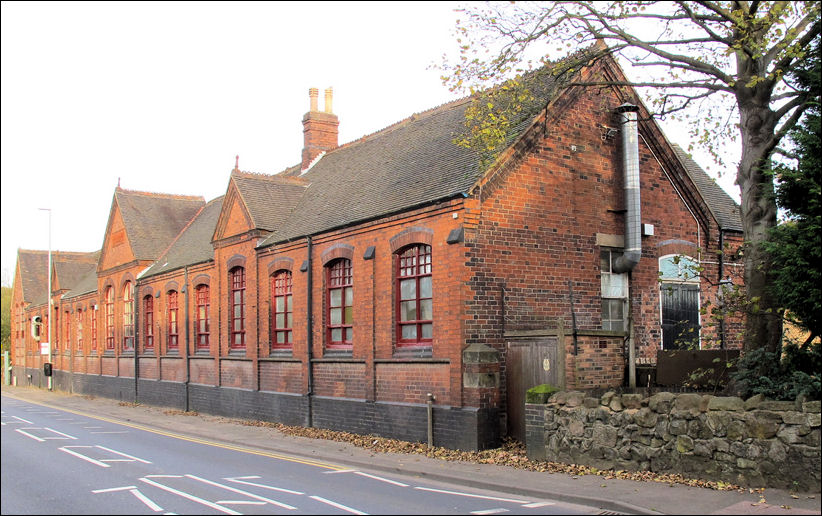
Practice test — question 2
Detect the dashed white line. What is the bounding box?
[43,427,77,439]
[96,445,151,463]
[310,495,368,515]
[130,488,164,512]
[522,502,556,508]
[471,510,510,515]
[224,476,304,495]
[60,446,109,467]
[185,474,296,510]
[413,487,529,504]
[93,486,138,493]
[353,471,409,487]
[140,477,241,515]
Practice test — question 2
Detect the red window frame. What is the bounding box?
[230,267,245,350]
[91,308,97,353]
[76,308,83,353]
[396,244,433,348]
[105,287,115,351]
[326,259,353,350]
[167,290,179,352]
[196,285,210,351]
[270,270,292,351]
[143,295,154,351]
[64,310,70,352]
[123,281,134,351]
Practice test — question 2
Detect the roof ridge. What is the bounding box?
[232,169,309,185]
[115,186,204,202]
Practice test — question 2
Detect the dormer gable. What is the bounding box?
[213,179,253,242]
[98,187,205,273]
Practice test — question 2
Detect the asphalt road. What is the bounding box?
[1,394,600,515]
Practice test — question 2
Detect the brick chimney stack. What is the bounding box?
[302,86,339,171]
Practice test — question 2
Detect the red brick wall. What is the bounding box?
[259,361,302,392]
[464,69,724,415]
[313,362,367,398]
[375,362,451,404]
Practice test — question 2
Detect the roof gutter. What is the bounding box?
[613,103,642,274]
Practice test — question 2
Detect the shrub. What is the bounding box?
[730,342,821,400]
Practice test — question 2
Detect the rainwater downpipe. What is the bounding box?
[184,266,191,411]
[306,236,314,428]
[614,103,641,389]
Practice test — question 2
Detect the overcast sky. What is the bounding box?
[1,1,741,287]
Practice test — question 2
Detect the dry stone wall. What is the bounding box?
[525,391,821,492]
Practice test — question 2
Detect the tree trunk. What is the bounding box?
[737,103,783,353]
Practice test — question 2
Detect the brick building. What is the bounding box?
[10,54,743,449]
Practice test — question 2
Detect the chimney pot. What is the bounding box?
[324,87,333,114]
[309,87,319,112]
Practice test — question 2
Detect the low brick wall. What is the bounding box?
[525,391,821,492]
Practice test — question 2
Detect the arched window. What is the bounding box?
[143,295,154,351]
[123,281,134,351]
[76,308,83,353]
[196,284,210,351]
[64,309,70,352]
[396,244,432,347]
[91,307,98,353]
[271,270,292,351]
[659,255,701,350]
[105,286,115,351]
[326,258,353,350]
[230,267,245,350]
[167,290,179,352]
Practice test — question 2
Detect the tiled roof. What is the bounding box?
[258,97,485,246]
[62,268,100,300]
[230,172,308,232]
[54,251,99,291]
[16,250,99,306]
[141,196,224,278]
[115,188,205,261]
[671,145,743,232]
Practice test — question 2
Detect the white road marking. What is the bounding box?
[43,427,77,439]
[83,426,104,429]
[353,471,409,487]
[96,445,152,463]
[186,474,296,510]
[413,487,529,504]
[224,476,304,495]
[140,477,241,515]
[60,446,110,467]
[471,510,510,515]
[130,488,164,512]
[59,445,152,467]
[93,486,138,493]
[310,495,369,515]
[324,469,357,474]
[16,427,77,441]
[522,502,556,508]
[13,416,32,424]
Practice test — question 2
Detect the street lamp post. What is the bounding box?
[39,208,52,391]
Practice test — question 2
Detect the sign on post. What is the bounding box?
[40,342,50,355]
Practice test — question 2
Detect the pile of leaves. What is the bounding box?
[238,418,744,492]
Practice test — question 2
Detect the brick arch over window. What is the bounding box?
[321,243,354,266]
[191,274,210,287]
[267,257,294,276]
[140,286,155,298]
[656,239,698,260]
[119,273,135,296]
[164,280,180,293]
[389,227,434,254]
[226,254,247,271]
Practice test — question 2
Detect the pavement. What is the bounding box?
[2,384,820,515]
